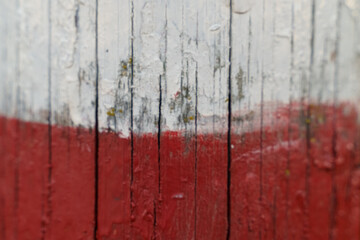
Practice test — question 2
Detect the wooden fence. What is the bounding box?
[0,0,359,239]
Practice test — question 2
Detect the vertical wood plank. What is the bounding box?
[0,1,359,240]
[333,1,360,239]
[131,0,165,238]
[195,0,229,239]
[17,0,50,239]
[158,1,197,238]
[287,1,312,239]
[97,0,132,238]
[48,0,96,239]
[230,0,264,238]
[0,1,20,239]
[0,116,5,239]
[262,0,292,239]
[229,2,250,237]
[307,0,337,238]
[258,0,276,238]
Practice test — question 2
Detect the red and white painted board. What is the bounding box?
[0,0,359,239]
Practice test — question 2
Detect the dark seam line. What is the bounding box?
[259,1,266,239]
[259,69,264,240]
[130,0,135,235]
[285,1,295,239]
[154,74,162,239]
[226,0,233,239]
[94,0,99,238]
[14,1,20,238]
[194,62,198,240]
[247,16,252,88]
[13,0,21,239]
[180,3,184,111]
[304,1,316,238]
[152,200,157,239]
[155,6,167,238]
[329,1,342,239]
[14,0,21,239]
[194,12,199,240]
[41,0,53,239]
[246,14,252,236]
[158,76,162,193]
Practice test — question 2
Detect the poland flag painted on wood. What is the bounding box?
[0,0,360,239]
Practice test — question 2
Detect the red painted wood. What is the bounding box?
[157,132,196,240]
[17,121,48,240]
[46,126,95,239]
[260,121,277,240]
[230,127,262,239]
[0,116,5,239]
[333,105,360,240]
[0,118,18,240]
[132,134,158,239]
[97,131,131,240]
[273,107,291,240]
[1,103,360,239]
[195,134,228,240]
[261,107,290,240]
[287,104,308,240]
[308,105,334,239]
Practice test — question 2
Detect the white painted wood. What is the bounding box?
[18,0,50,123]
[161,0,197,134]
[50,0,96,128]
[337,0,360,104]
[0,1,19,119]
[0,0,359,132]
[231,0,265,134]
[98,0,131,136]
[310,0,338,104]
[230,0,251,134]
[272,0,292,106]
[196,0,229,134]
[291,0,312,105]
[132,0,165,135]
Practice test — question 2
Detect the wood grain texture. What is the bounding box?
[17,1,50,239]
[0,1,21,239]
[97,0,132,239]
[47,0,96,238]
[131,0,163,238]
[0,0,359,240]
[230,1,263,238]
[157,1,197,238]
[195,0,229,239]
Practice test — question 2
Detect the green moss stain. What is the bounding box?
[236,67,245,100]
[107,108,116,117]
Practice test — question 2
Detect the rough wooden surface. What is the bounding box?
[0,0,360,239]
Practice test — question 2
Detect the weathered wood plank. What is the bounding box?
[97,0,132,238]
[0,1,22,239]
[286,1,312,239]
[157,1,197,238]
[263,0,292,239]
[195,0,229,238]
[16,0,50,239]
[131,0,164,238]
[261,0,291,238]
[230,0,264,238]
[0,1,359,240]
[307,0,338,238]
[48,0,96,238]
[333,1,360,239]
